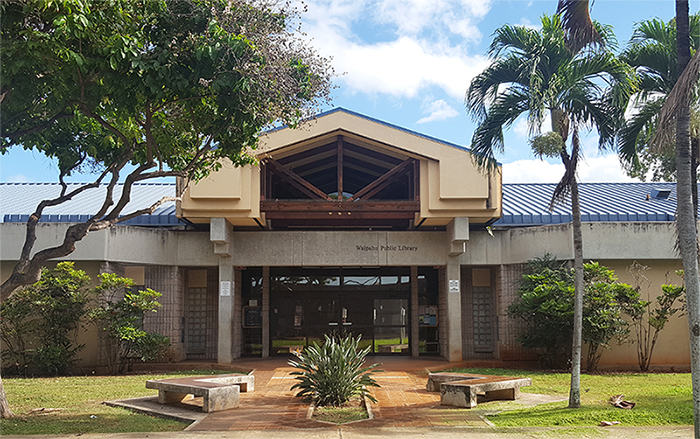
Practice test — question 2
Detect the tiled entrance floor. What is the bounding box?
[187,357,488,431]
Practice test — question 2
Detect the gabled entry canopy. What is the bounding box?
[178,109,502,229]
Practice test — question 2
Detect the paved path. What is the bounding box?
[189,356,487,430]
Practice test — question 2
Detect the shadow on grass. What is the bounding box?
[0,410,187,436]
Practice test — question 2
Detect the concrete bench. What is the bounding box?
[427,372,531,408]
[146,373,254,413]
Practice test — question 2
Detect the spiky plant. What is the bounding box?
[288,334,382,407]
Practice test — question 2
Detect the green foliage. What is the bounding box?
[618,14,700,179]
[530,132,565,158]
[1,0,332,181]
[466,14,635,172]
[289,334,382,407]
[90,273,169,374]
[0,262,92,376]
[509,256,640,370]
[627,263,686,371]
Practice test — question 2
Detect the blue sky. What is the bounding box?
[1,0,696,184]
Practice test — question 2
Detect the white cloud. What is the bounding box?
[503,154,640,184]
[576,154,639,183]
[417,99,459,124]
[301,0,492,99]
[503,159,565,183]
[6,174,28,183]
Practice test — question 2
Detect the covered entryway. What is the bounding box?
[269,268,411,354]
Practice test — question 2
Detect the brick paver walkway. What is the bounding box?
[188,357,486,431]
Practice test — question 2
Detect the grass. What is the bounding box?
[312,399,369,424]
[0,369,239,435]
[445,367,693,427]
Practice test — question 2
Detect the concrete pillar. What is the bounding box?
[211,218,234,364]
[448,217,469,256]
[262,266,270,358]
[446,256,463,361]
[411,266,419,357]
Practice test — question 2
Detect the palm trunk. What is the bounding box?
[568,178,584,408]
[674,1,700,437]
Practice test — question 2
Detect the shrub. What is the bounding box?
[0,262,92,376]
[509,255,640,370]
[289,334,382,406]
[90,273,170,374]
[626,263,686,371]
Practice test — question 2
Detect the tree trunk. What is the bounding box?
[568,178,584,408]
[0,375,14,418]
[674,2,700,437]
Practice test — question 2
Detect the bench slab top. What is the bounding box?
[429,373,532,387]
[146,373,253,390]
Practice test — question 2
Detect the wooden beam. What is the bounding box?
[263,211,416,220]
[265,158,331,200]
[348,158,414,201]
[261,201,420,212]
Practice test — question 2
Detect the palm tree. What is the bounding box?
[616,5,700,435]
[465,14,635,408]
[617,15,699,186]
[672,2,700,436]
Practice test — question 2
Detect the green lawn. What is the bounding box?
[1,367,693,435]
[0,370,237,435]
[445,368,693,426]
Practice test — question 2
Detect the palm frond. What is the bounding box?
[470,89,529,170]
[617,98,665,166]
[652,49,700,149]
[489,24,540,58]
[556,0,603,53]
[465,55,527,120]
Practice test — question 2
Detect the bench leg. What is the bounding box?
[440,386,478,408]
[203,386,240,412]
[159,390,192,404]
[486,387,518,401]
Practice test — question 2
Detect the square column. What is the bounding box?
[262,266,270,358]
[411,266,419,357]
[211,218,235,363]
[445,256,463,361]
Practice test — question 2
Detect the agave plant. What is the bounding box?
[288,334,382,406]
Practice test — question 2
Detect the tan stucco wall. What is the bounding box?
[594,259,688,370]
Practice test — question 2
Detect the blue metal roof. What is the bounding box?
[496,182,684,227]
[0,181,690,228]
[1,182,183,226]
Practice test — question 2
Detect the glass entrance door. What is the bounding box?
[374,298,409,353]
[270,268,410,354]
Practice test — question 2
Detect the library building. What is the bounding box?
[0,108,690,370]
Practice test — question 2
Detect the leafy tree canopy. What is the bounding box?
[0,0,333,297]
[2,0,332,180]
